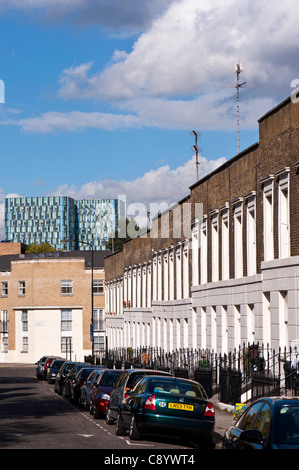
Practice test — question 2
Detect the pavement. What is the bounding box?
[212,400,235,448]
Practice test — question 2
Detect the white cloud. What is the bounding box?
[1,0,298,135]
[49,154,226,211]
[14,110,141,133]
[56,0,299,103]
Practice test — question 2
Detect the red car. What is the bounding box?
[90,369,123,418]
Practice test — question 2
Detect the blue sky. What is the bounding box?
[0,0,298,236]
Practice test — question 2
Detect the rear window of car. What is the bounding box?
[100,372,122,387]
[148,378,206,398]
[53,360,65,368]
[126,372,169,390]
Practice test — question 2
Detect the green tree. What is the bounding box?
[25,242,55,253]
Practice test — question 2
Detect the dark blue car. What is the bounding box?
[223,397,299,449]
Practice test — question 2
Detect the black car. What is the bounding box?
[62,362,90,399]
[47,358,67,384]
[223,397,299,449]
[54,361,77,395]
[106,368,172,424]
[115,375,215,447]
[79,369,105,410]
[69,366,105,405]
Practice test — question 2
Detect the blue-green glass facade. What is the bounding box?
[5,196,119,251]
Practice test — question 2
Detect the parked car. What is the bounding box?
[115,375,215,447]
[47,358,67,384]
[90,369,123,418]
[40,356,59,380]
[69,366,105,405]
[36,356,49,379]
[222,397,299,449]
[62,362,90,399]
[106,368,172,424]
[79,369,105,410]
[54,361,77,395]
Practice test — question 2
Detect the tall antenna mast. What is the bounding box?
[219,63,259,155]
[234,62,246,154]
[191,130,200,181]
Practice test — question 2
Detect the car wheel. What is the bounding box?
[115,412,126,436]
[90,402,94,415]
[129,414,141,440]
[106,408,115,425]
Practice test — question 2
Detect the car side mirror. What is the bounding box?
[240,429,263,445]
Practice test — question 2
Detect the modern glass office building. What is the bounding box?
[5,196,120,251]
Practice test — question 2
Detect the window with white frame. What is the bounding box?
[277,168,290,259]
[18,281,25,296]
[61,309,72,331]
[1,310,8,333]
[200,216,207,284]
[279,291,288,349]
[233,200,243,278]
[152,254,157,301]
[221,205,229,281]
[60,280,73,295]
[183,241,189,298]
[168,249,174,301]
[93,279,104,294]
[157,253,162,301]
[262,176,274,261]
[191,220,199,286]
[22,310,28,332]
[211,211,219,282]
[246,193,256,276]
[175,244,182,300]
[2,335,8,352]
[93,334,105,351]
[163,251,169,301]
[1,281,8,297]
[22,336,28,352]
[247,304,255,344]
[61,336,72,353]
[93,308,104,331]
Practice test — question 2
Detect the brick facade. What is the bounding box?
[0,250,108,363]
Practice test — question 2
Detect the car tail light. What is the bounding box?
[204,402,215,417]
[144,395,156,410]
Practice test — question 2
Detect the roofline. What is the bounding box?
[189,142,259,191]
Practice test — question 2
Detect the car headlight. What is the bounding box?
[100,393,110,400]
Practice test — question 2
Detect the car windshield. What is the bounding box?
[100,372,122,387]
[148,378,206,398]
[275,405,299,445]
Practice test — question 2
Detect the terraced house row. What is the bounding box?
[105,95,299,355]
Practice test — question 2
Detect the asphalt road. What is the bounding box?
[0,364,234,454]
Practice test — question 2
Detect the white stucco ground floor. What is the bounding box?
[0,306,96,364]
[106,256,299,354]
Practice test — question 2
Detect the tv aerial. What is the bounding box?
[190,130,200,181]
[221,62,259,154]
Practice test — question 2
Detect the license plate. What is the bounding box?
[168,402,194,411]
